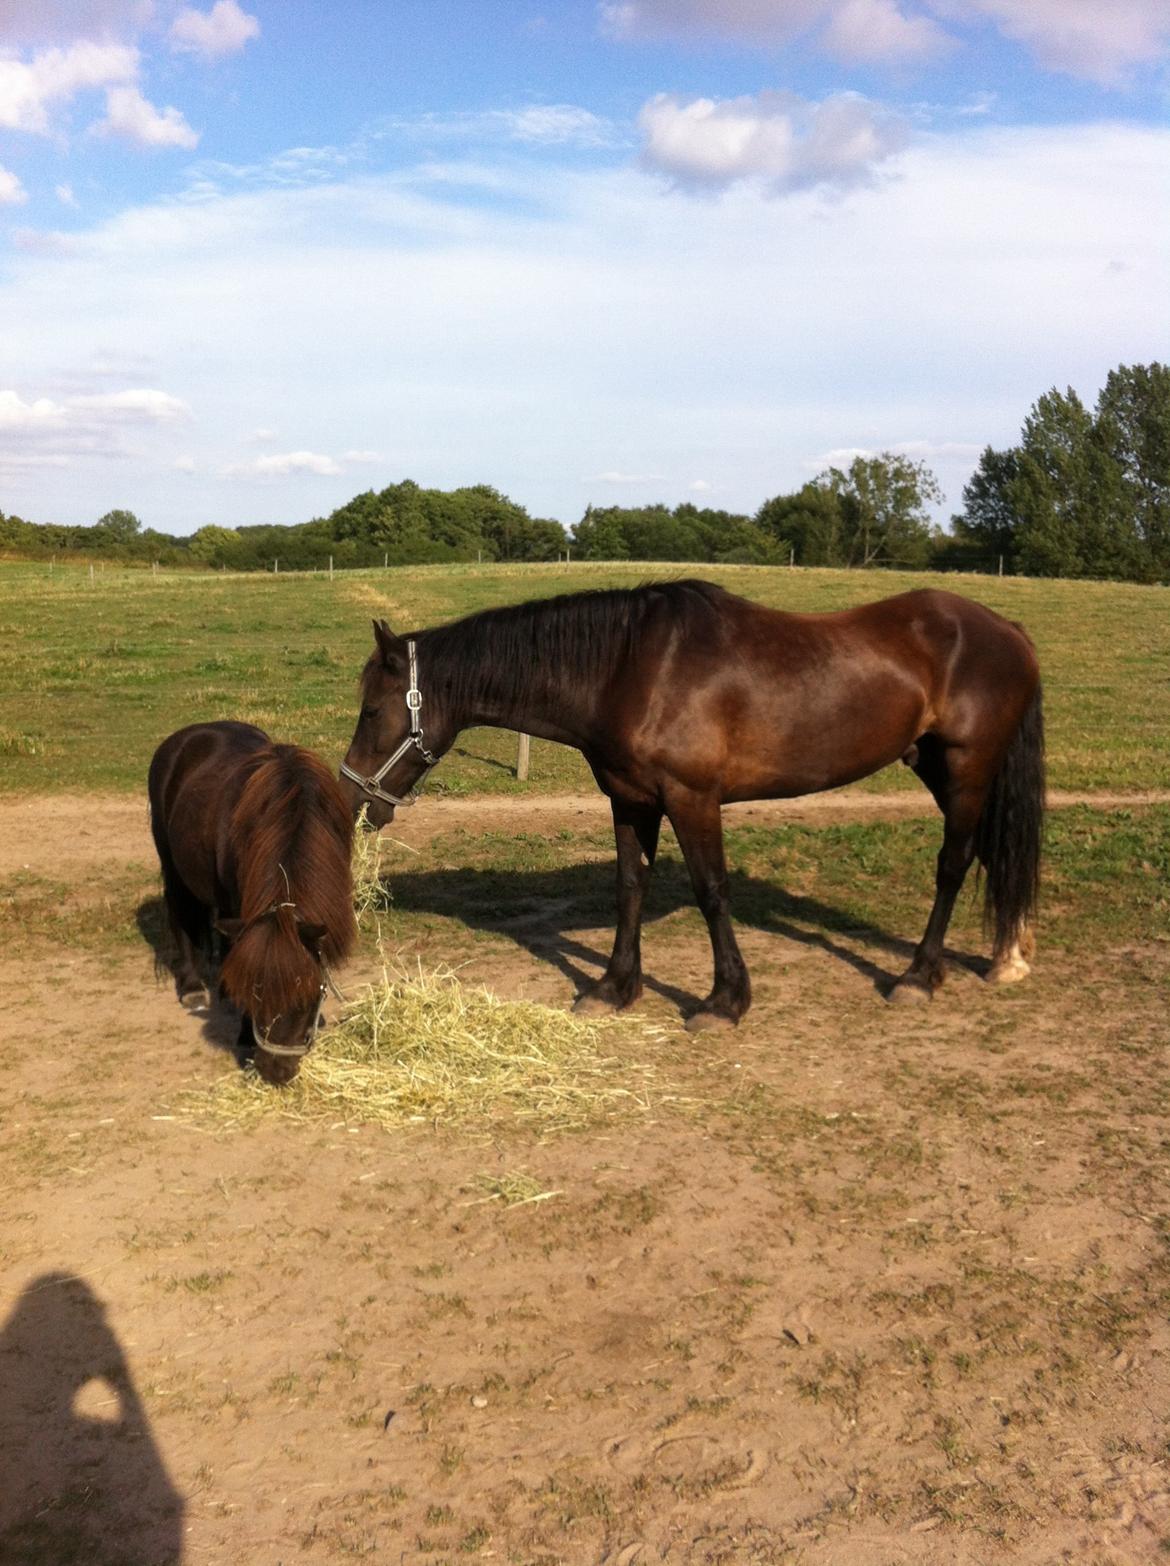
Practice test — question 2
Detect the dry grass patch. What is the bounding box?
[187,964,676,1135]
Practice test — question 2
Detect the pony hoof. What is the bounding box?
[179,987,211,1011]
[987,959,1031,986]
[573,992,621,1016]
[685,1009,737,1033]
[888,980,931,1006]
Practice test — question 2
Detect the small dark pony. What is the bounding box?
[148,721,357,1084]
[341,579,1044,1031]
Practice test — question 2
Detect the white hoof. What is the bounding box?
[987,957,1030,986]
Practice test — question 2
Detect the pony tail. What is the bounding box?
[975,681,1045,951]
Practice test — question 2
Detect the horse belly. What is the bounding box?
[721,688,926,802]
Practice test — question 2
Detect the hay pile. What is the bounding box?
[191,964,672,1135]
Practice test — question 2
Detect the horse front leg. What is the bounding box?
[574,798,661,1015]
[667,790,750,1032]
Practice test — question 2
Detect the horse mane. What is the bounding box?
[413,578,730,716]
[219,745,356,1012]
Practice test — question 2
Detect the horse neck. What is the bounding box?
[419,614,606,747]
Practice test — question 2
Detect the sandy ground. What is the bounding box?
[2,792,1169,1565]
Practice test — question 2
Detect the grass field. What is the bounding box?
[1,557,1168,796]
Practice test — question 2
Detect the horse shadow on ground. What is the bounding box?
[379,858,991,1017]
[135,896,253,1062]
[0,1273,185,1564]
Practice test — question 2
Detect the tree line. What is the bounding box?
[2,363,1166,582]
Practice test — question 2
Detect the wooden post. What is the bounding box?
[274,558,279,574]
[998,554,1003,576]
[383,552,388,569]
[89,563,94,585]
[329,554,334,581]
[515,733,531,781]
[790,546,795,567]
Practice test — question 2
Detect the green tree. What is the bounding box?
[1093,362,1170,578]
[824,454,941,567]
[952,446,1020,570]
[93,508,144,548]
[756,483,845,565]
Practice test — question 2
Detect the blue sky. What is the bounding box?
[1,1,1167,536]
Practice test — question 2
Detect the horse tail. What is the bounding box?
[975,679,1045,951]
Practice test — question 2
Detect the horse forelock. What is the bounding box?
[230,746,357,966]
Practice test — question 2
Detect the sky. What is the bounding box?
[0,1,1167,537]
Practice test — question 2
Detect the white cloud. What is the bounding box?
[600,0,825,47]
[822,0,949,62]
[582,470,666,484]
[342,449,382,463]
[237,450,343,478]
[601,0,1170,80]
[382,105,621,152]
[55,181,77,204]
[0,41,137,135]
[170,0,260,60]
[69,388,190,419]
[0,383,191,475]
[173,454,197,472]
[964,0,1170,84]
[497,105,618,147]
[638,90,908,193]
[96,85,199,149]
[0,166,27,204]
[0,2,152,47]
[689,478,713,491]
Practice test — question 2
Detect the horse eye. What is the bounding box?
[360,704,381,721]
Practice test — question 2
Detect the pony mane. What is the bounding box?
[228,744,357,965]
[410,578,730,717]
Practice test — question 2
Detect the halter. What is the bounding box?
[339,638,438,809]
[230,901,347,1060]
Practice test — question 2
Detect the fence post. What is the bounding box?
[89,563,94,586]
[274,558,279,574]
[790,546,795,567]
[384,552,388,569]
[329,554,334,581]
[998,554,1003,576]
[515,733,531,781]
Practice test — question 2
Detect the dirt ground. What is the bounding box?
[2,792,1169,1566]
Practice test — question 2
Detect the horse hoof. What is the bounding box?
[179,987,210,1011]
[987,959,1031,986]
[887,980,931,1006]
[685,1009,737,1033]
[573,992,621,1016]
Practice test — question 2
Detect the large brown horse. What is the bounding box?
[149,722,357,1082]
[340,580,1043,1030]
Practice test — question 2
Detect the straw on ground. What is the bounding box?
[188,963,674,1135]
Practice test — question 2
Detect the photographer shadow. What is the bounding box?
[0,1272,185,1564]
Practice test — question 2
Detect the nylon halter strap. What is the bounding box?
[339,638,438,809]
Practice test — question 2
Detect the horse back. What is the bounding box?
[148,721,271,910]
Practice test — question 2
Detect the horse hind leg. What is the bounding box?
[889,761,987,1005]
[159,863,212,1009]
[988,925,1034,985]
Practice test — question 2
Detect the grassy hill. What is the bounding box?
[1,558,1167,796]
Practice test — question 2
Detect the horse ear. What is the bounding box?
[215,916,245,941]
[298,921,327,949]
[372,619,404,666]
